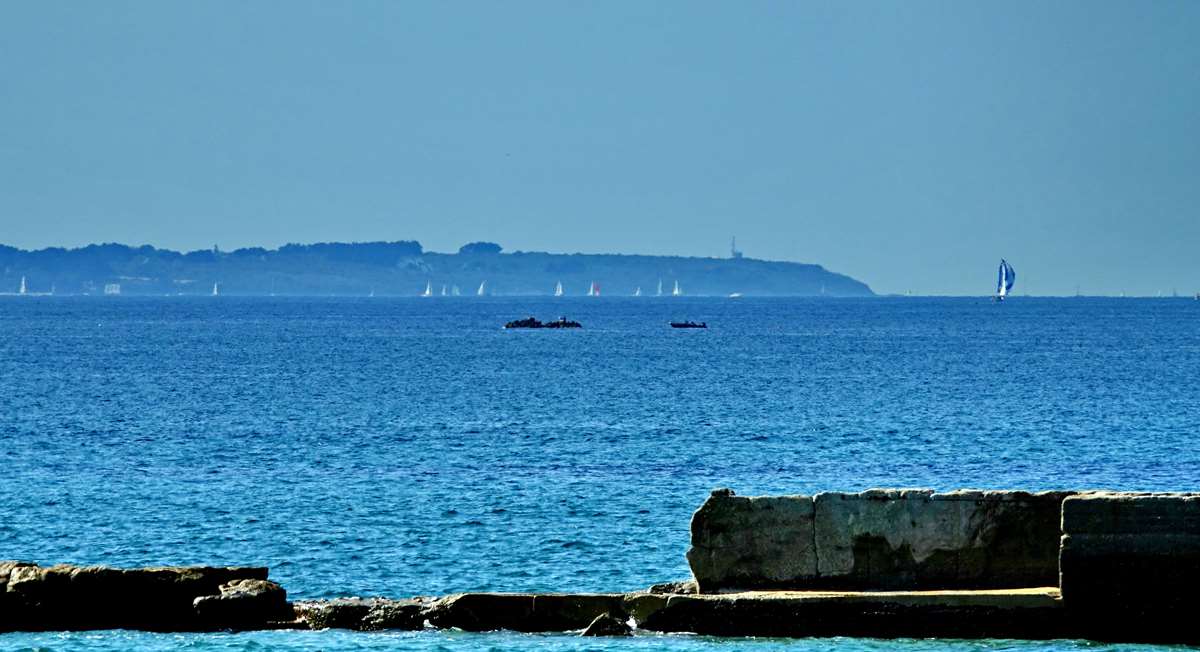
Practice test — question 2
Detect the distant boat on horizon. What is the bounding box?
[477,281,487,297]
[554,281,563,297]
[634,287,642,297]
[212,282,219,296]
[19,276,26,296]
[441,284,447,297]
[657,279,663,297]
[452,285,461,296]
[422,281,433,297]
[672,280,682,297]
[995,260,1015,301]
[587,281,599,297]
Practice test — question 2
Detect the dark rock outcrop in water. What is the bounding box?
[0,241,873,296]
[581,612,633,636]
[0,562,285,631]
[192,578,292,626]
[504,317,582,329]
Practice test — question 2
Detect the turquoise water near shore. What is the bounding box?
[2,296,1198,650]
[1,629,1178,651]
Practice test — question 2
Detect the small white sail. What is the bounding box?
[477,281,487,296]
[452,285,461,296]
[657,279,663,296]
[634,287,641,297]
[212,282,219,296]
[422,281,433,297]
[19,276,26,295]
[672,280,682,296]
[554,281,563,297]
[441,285,447,296]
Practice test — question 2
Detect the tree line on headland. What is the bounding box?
[0,241,873,297]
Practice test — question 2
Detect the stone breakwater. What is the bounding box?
[4,489,1199,643]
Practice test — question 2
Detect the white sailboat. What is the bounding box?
[634,287,641,297]
[212,282,219,296]
[422,281,433,297]
[19,276,26,296]
[587,281,599,297]
[441,285,447,297]
[452,285,461,296]
[554,281,563,297]
[477,281,487,296]
[657,279,663,296]
[995,259,1016,301]
[672,280,682,297]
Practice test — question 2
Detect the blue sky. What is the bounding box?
[1,1,1198,295]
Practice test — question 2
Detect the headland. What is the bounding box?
[0,241,873,297]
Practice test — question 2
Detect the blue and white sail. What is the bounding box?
[996,259,1016,299]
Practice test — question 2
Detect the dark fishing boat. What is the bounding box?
[504,316,582,329]
[669,321,707,329]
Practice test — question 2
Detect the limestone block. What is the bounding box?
[813,489,1071,589]
[686,489,817,592]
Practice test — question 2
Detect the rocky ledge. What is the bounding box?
[0,562,292,631]
[6,489,1200,643]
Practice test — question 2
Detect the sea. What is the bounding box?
[2,296,1197,651]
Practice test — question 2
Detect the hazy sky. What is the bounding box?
[2,1,1198,295]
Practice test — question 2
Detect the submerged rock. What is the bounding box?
[581,612,632,636]
[425,593,627,632]
[294,597,431,631]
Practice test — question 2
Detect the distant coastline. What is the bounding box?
[0,241,873,297]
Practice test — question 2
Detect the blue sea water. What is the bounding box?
[1,296,1198,651]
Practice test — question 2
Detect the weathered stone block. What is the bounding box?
[1060,493,1200,627]
[687,489,817,592]
[813,489,1071,589]
[193,578,292,626]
